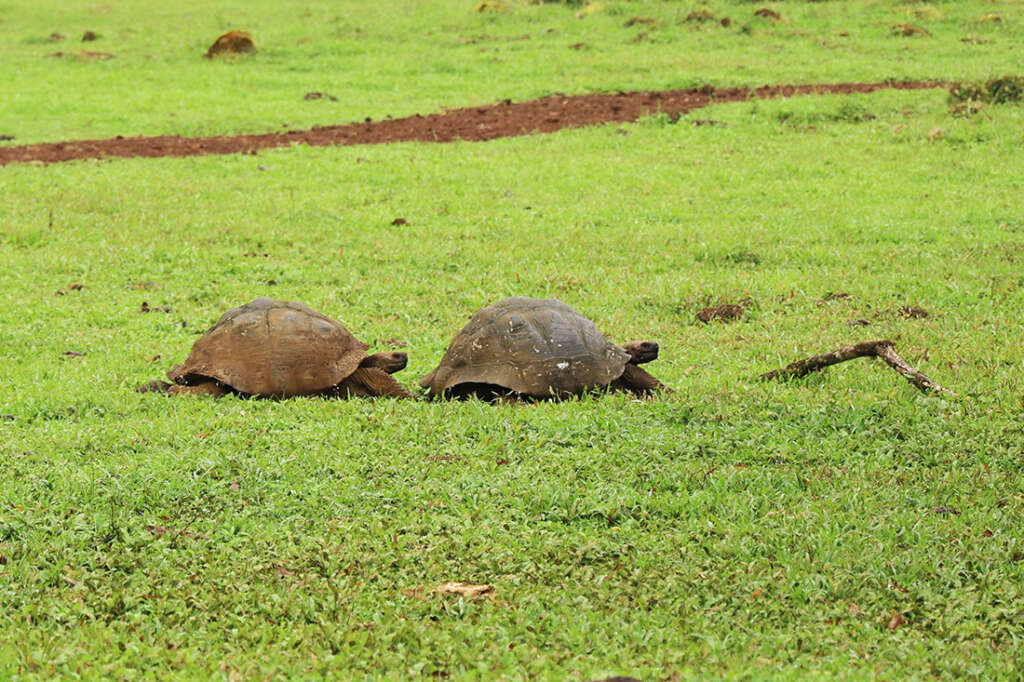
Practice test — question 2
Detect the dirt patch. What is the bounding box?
[892,23,931,37]
[898,305,930,319]
[0,80,940,165]
[754,8,781,21]
[204,30,255,59]
[697,303,746,324]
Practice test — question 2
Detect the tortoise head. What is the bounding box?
[620,340,659,365]
[362,350,408,374]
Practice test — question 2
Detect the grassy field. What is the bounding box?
[3,0,1024,679]
[2,0,1022,144]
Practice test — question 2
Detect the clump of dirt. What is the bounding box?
[49,32,65,42]
[0,135,15,142]
[975,13,1002,24]
[474,0,512,12]
[304,92,338,102]
[820,291,852,303]
[892,23,930,37]
[754,8,781,21]
[949,75,1024,106]
[690,118,725,126]
[899,305,929,319]
[140,301,171,313]
[204,30,255,59]
[686,9,716,23]
[49,50,115,61]
[390,217,409,226]
[624,16,657,28]
[82,30,99,41]
[697,303,746,324]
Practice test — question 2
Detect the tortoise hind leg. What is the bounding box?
[335,367,413,399]
[610,364,672,397]
[137,380,173,394]
[168,381,233,398]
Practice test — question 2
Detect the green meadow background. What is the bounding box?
[2,1,1023,679]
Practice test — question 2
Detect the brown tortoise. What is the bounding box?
[140,297,411,399]
[420,297,668,400]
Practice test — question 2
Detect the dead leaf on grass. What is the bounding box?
[888,610,904,630]
[436,582,493,598]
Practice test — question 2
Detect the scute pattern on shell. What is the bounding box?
[420,297,631,398]
[168,297,369,397]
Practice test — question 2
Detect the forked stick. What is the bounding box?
[760,340,956,396]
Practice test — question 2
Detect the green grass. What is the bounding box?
[2,0,1023,144]
[3,1,1024,679]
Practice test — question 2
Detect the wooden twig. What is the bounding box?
[760,340,956,396]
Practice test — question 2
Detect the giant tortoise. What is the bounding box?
[420,297,668,400]
[140,297,411,399]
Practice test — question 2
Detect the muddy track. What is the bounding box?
[0,81,940,165]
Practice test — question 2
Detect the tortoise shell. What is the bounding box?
[168,297,369,398]
[420,297,631,398]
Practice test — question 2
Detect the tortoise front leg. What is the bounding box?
[336,367,414,399]
[610,364,672,396]
[360,351,408,374]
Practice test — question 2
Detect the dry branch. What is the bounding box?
[760,340,956,396]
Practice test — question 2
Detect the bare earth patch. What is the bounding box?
[0,81,940,165]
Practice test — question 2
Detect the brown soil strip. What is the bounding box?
[0,80,940,165]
